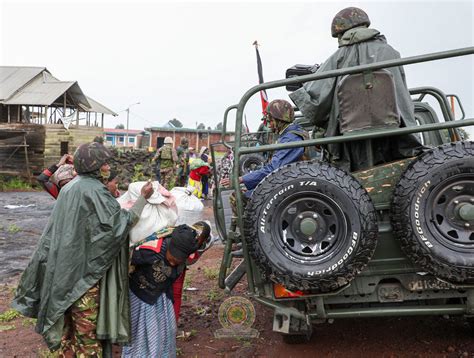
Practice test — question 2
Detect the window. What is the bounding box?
[118,136,124,143]
[106,136,114,143]
[129,137,135,143]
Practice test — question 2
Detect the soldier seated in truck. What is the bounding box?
[289,7,425,171]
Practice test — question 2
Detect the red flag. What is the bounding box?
[253,41,269,116]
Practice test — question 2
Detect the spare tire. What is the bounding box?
[244,161,378,292]
[240,154,266,176]
[391,141,474,283]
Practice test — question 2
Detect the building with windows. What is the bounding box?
[103,128,144,148]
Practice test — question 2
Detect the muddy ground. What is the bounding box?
[1,191,474,357]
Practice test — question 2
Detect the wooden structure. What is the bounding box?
[0,67,116,175]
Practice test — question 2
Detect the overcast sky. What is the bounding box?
[1,0,473,136]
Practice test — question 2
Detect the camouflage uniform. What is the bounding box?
[58,285,101,357]
[176,138,190,187]
[154,144,178,190]
[74,142,112,175]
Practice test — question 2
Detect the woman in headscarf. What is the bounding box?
[122,224,203,358]
[199,146,211,199]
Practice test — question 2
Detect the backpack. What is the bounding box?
[160,146,173,160]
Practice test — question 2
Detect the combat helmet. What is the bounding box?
[180,137,189,146]
[331,7,371,38]
[73,142,112,174]
[164,136,174,144]
[267,99,294,123]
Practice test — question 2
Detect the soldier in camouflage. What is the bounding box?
[176,137,190,187]
[153,137,178,190]
[221,99,307,211]
[289,7,424,171]
[12,141,154,356]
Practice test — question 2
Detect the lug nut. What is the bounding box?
[454,200,459,205]
[313,214,318,219]
[298,215,303,219]
[465,223,471,228]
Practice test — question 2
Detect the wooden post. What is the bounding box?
[76,109,79,126]
[101,113,104,128]
[23,134,31,181]
[18,106,20,122]
[173,131,176,145]
[7,106,10,123]
[196,131,199,150]
[63,93,67,121]
[207,131,210,148]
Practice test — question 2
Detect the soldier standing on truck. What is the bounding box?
[176,137,190,187]
[289,7,424,171]
[153,136,178,190]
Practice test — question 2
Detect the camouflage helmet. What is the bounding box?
[180,137,189,146]
[331,7,370,38]
[267,99,294,123]
[73,142,112,174]
[164,136,173,144]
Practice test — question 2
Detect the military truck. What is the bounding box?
[211,47,474,343]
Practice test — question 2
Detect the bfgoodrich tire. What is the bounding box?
[244,161,378,292]
[391,141,474,284]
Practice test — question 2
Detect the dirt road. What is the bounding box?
[1,191,473,357]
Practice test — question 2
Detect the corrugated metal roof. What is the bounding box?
[3,71,90,106]
[83,96,118,116]
[0,67,116,116]
[0,66,46,101]
[104,128,143,135]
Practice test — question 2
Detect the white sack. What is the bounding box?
[118,181,178,245]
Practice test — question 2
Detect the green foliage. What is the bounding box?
[8,224,21,233]
[0,324,15,332]
[0,309,22,322]
[207,288,224,301]
[197,123,206,130]
[170,118,183,128]
[22,317,37,327]
[194,306,207,316]
[115,124,125,129]
[215,122,223,130]
[131,164,146,182]
[38,349,59,358]
[458,127,470,140]
[0,176,32,191]
[203,267,219,280]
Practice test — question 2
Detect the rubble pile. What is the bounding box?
[108,148,156,189]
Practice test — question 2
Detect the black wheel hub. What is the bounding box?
[430,177,474,246]
[274,193,347,260]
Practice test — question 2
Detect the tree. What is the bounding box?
[215,122,223,130]
[458,128,470,140]
[115,124,125,129]
[169,118,183,128]
[197,123,206,130]
[207,126,212,130]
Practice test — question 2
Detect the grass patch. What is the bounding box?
[0,176,32,191]
[207,288,224,301]
[194,306,207,316]
[0,309,22,322]
[38,349,59,358]
[8,224,21,233]
[22,317,37,327]
[203,267,219,281]
[0,324,16,332]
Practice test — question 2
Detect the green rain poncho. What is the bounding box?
[290,27,424,171]
[12,175,146,350]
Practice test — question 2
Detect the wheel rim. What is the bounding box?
[428,174,474,247]
[243,159,263,173]
[271,191,349,262]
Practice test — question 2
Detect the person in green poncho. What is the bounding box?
[289,7,424,171]
[12,142,154,357]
